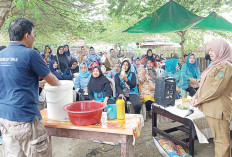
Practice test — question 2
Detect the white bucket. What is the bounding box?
[44,80,74,120]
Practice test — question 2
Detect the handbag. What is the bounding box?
[122,87,129,97]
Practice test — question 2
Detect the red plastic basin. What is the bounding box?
[64,101,106,126]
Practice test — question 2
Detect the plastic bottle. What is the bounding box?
[116,96,125,123]
[121,68,126,76]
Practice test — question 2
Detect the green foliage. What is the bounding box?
[1,0,96,46]
[106,0,228,19]
[86,16,146,46]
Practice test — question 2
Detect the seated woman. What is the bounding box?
[141,49,158,68]
[55,46,70,73]
[163,58,183,98]
[49,60,73,80]
[63,44,72,61]
[115,60,141,114]
[181,54,201,97]
[41,45,55,64]
[63,58,79,78]
[160,54,166,61]
[74,63,91,101]
[86,47,101,68]
[88,66,115,105]
[104,49,121,71]
[138,59,156,118]
[133,57,143,73]
[107,63,120,80]
[89,61,99,72]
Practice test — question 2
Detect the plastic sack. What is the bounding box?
[153,137,191,157]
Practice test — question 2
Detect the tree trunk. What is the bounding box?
[176,30,187,56]
[0,0,14,30]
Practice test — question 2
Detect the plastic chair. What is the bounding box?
[156,68,164,77]
[182,90,189,98]
[127,101,146,121]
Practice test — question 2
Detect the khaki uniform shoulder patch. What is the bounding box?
[217,71,224,79]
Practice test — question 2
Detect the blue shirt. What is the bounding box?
[74,75,91,92]
[0,42,50,122]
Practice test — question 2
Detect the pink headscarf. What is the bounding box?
[198,39,232,95]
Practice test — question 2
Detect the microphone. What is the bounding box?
[184,109,194,118]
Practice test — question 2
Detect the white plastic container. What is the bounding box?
[44,80,74,120]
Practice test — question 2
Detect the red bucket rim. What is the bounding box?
[63,101,106,114]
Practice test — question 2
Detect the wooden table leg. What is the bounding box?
[189,122,195,156]
[121,135,127,157]
[48,135,52,157]
[152,108,157,137]
[121,143,127,157]
[128,135,134,157]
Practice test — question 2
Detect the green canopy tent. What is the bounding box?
[123,0,203,53]
[192,12,232,31]
[123,0,203,54]
[124,1,203,33]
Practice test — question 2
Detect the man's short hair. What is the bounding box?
[0,46,6,51]
[8,18,34,41]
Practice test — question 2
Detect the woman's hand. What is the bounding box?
[119,94,126,100]
[176,87,181,93]
[120,74,128,82]
[189,78,194,82]
[192,96,200,107]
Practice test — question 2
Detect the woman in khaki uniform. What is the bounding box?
[192,38,232,157]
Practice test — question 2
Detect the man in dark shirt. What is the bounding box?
[0,18,60,156]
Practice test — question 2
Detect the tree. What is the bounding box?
[107,0,230,18]
[0,0,96,45]
[0,0,14,29]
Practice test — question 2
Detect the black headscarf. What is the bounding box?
[88,66,110,93]
[160,54,165,60]
[146,49,155,62]
[56,46,69,73]
[155,55,160,62]
[205,53,212,61]
[65,58,79,74]
[120,60,131,75]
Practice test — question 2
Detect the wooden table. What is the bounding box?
[41,109,143,157]
[152,104,196,156]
